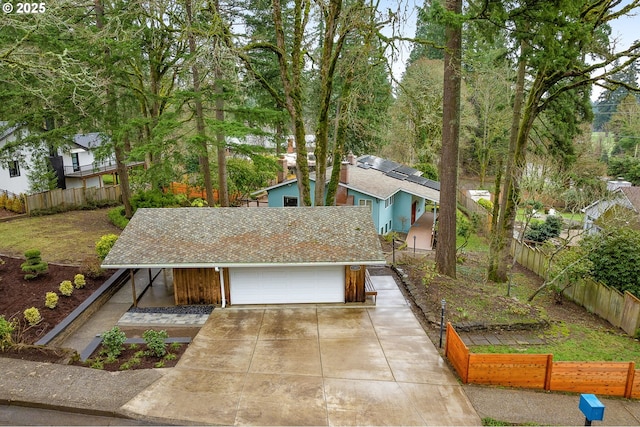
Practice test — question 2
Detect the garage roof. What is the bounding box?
[102,206,385,269]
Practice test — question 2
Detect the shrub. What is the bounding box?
[23,307,42,326]
[524,215,563,243]
[9,195,24,213]
[95,234,119,260]
[45,292,59,309]
[584,227,640,298]
[81,256,104,278]
[0,315,16,350]
[0,192,8,210]
[477,198,493,212]
[107,206,129,229]
[143,329,168,358]
[101,326,127,358]
[190,198,208,207]
[131,189,180,211]
[59,280,74,296]
[74,274,86,289]
[21,249,48,280]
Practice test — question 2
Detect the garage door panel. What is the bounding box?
[230,266,344,304]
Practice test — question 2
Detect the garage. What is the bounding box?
[229,265,344,304]
[102,206,385,306]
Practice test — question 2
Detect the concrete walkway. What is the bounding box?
[119,275,481,425]
[406,211,435,251]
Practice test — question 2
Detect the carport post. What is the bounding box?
[130,268,138,307]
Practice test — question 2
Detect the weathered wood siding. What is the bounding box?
[173,267,221,305]
[345,265,365,303]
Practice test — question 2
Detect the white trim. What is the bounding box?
[101,261,384,270]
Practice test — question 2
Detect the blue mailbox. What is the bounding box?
[579,394,605,424]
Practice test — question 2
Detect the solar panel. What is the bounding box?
[423,179,440,191]
[357,163,371,169]
[385,171,407,180]
[376,160,399,173]
[406,175,429,185]
[358,155,375,165]
[395,165,418,175]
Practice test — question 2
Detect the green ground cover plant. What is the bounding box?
[472,323,640,363]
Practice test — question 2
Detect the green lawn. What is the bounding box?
[471,323,640,363]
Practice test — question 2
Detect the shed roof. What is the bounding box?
[102,206,385,269]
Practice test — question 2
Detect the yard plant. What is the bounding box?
[21,249,48,280]
[59,280,73,296]
[45,292,59,309]
[0,315,15,350]
[101,326,127,358]
[143,329,169,357]
[23,307,42,326]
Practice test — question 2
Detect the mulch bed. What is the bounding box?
[75,341,189,371]
[0,255,113,345]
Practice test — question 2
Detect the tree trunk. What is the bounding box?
[214,0,229,207]
[487,41,526,283]
[435,0,462,278]
[185,0,215,207]
[95,0,133,218]
[313,0,342,207]
[272,0,311,206]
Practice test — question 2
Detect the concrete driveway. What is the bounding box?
[121,275,481,426]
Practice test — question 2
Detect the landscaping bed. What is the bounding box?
[0,255,114,345]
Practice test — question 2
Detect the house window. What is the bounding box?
[71,153,80,172]
[358,199,372,209]
[385,194,395,208]
[8,160,20,177]
[283,196,298,207]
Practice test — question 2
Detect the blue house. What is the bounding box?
[262,155,440,236]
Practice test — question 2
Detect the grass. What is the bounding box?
[472,323,640,363]
[0,209,120,263]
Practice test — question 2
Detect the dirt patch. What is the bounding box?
[0,255,113,345]
[387,247,621,345]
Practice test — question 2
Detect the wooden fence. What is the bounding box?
[458,189,492,234]
[24,185,121,214]
[167,182,241,205]
[445,323,640,398]
[511,239,640,336]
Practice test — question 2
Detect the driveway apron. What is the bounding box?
[120,274,481,426]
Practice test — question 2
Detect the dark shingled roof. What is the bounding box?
[102,206,385,269]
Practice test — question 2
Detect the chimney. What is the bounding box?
[340,161,349,185]
[348,152,356,165]
[277,157,288,183]
[287,138,294,154]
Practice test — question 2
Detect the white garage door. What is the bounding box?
[229,266,344,304]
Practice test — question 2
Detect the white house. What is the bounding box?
[0,123,120,195]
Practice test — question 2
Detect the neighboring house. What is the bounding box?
[0,123,31,195]
[0,123,128,195]
[62,133,118,190]
[262,155,440,235]
[583,186,640,234]
[102,206,385,305]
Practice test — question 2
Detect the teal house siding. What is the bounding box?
[260,155,440,236]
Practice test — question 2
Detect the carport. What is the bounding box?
[101,206,385,306]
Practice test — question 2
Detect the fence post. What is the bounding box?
[624,362,635,399]
[544,354,553,391]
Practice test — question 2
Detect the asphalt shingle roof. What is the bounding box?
[102,206,385,269]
